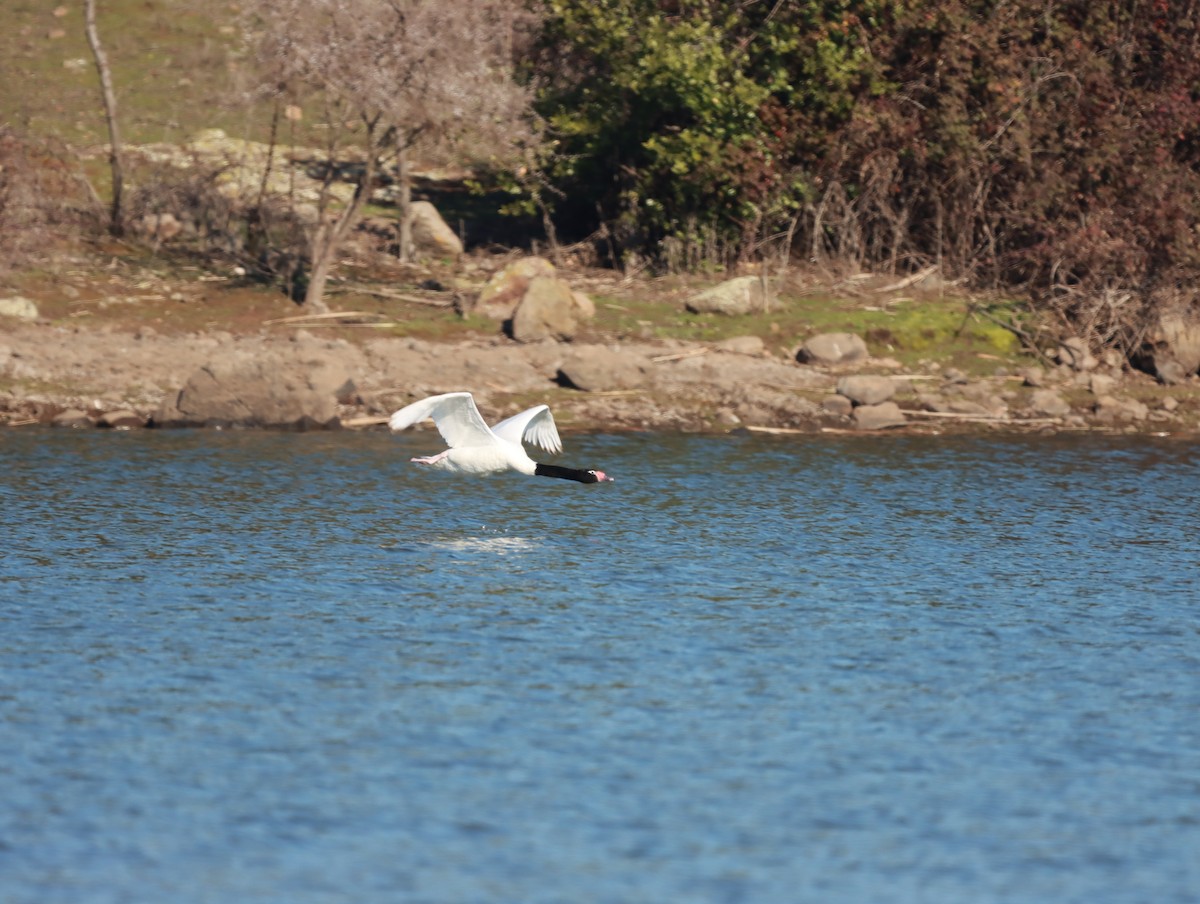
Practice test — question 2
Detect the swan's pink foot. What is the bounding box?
[411,450,451,465]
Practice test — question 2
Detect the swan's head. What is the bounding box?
[586,469,614,483]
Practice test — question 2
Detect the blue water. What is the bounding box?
[1,429,1198,903]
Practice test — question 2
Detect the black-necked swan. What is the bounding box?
[388,392,613,484]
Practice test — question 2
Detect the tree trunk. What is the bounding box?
[84,0,124,236]
[302,144,379,310]
[396,145,413,263]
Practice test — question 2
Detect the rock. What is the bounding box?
[1020,366,1045,387]
[1057,336,1098,371]
[98,409,144,429]
[1155,358,1191,385]
[572,291,596,320]
[1093,395,1149,423]
[409,200,463,257]
[476,256,557,321]
[836,375,895,406]
[946,399,994,416]
[558,345,647,392]
[1162,396,1180,412]
[685,276,772,316]
[714,335,765,356]
[156,352,348,428]
[1029,388,1071,418]
[510,276,589,343]
[916,392,951,413]
[0,296,39,321]
[796,332,868,367]
[821,394,853,417]
[853,401,907,430]
[1141,309,1200,383]
[52,408,92,428]
[1089,373,1118,396]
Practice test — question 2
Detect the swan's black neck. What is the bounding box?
[535,463,601,484]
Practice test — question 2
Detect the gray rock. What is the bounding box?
[1029,388,1070,418]
[853,401,907,430]
[156,352,348,428]
[409,201,463,257]
[1089,373,1118,395]
[797,332,868,366]
[1142,310,1200,383]
[714,335,765,356]
[821,394,853,417]
[836,374,895,406]
[0,296,39,321]
[1093,395,1149,423]
[52,408,92,428]
[1020,366,1045,387]
[510,276,587,343]
[98,409,144,429]
[685,276,772,316]
[945,399,994,416]
[476,256,557,321]
[558,345,647,392]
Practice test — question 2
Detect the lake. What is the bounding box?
[1,428,1198,903]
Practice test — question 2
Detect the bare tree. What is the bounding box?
[244,0,541,311]
[84,0,124,235]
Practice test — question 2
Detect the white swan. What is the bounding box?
[388,392,613,484]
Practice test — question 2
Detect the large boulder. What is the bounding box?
[836,374,895,406]
[685,276,773,316]
[156,350,352,429]
[476,256,557,321]
[409,200,463,257]
[557,345,648,392]
[1093,395,1150,424]
[797,332,869,367]
[1139,310,1200,384]
[1028,388,1070,418]
[853,401,907,430]
[510,276,593,343]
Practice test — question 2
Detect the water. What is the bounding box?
[1,429,1198,903]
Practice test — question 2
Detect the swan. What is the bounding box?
[388,392,613,484]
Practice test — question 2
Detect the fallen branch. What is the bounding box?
[873,265,938,293]
[743,425,808,435]
[652,347,710,363]
[341,415,390,428]
[264,310,384,325]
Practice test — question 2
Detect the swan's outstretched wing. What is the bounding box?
[388,392,496,449]
[491,405,563,455]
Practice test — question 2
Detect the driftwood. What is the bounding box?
[263,310,384,325]
[873,265,939,293]
[651,347,710,363]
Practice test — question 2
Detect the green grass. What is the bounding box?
[3,0,254,148]
[590,285,1030,373]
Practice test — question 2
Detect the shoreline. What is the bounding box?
[2,317,1194,437]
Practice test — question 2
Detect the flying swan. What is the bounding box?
[388,392,613,484]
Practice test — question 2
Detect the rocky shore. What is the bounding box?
[1,305,1194,437]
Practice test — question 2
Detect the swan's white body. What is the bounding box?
[388,392,611,483]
